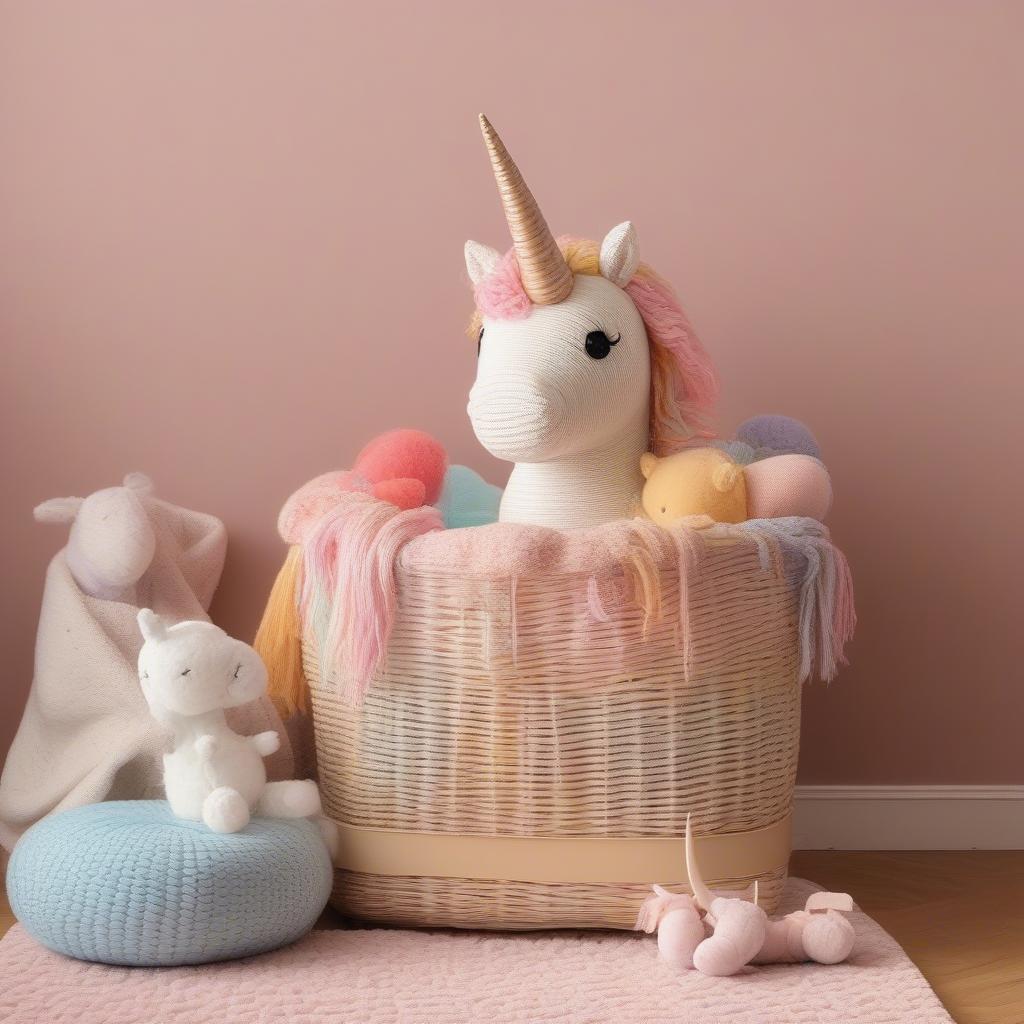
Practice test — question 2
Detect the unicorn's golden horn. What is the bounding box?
[479,114,574,306]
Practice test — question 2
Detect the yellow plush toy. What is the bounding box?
[639,448,747,527]
[640,448,833,527]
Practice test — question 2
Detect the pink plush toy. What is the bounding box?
[744,453,833,522]
[637,815,856,975]
[277,429,448,545]
[352,429,448,510]
[751,890,857,966]
[634,885,705,969]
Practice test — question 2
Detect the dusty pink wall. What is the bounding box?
[1,2,1021,783]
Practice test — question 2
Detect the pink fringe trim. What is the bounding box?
[627,544,663,637]
[586,576,610,623]
[297,494,854,702]
[669,525,706,680]
[301,493,443,702]
[735,517,856,683]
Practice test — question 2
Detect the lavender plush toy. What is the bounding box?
[736,415,822,460]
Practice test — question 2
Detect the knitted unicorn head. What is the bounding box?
[466,115,718,529]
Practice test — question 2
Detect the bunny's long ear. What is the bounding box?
[137,608,168,643]
[34,497,84,524]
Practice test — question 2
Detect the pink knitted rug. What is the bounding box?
[0,879,950,1024]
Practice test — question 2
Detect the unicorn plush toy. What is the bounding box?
[466,116,718,530]
[137,609,331,845]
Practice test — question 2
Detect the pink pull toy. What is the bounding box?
[636,815,856,975]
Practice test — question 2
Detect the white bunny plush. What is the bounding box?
[137,609,326,837]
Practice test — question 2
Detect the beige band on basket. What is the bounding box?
[331,813,792,885]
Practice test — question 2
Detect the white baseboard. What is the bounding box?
[792,785,1024,850]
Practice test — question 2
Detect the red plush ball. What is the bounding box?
[354,429,448,506]
[372,478,427,511]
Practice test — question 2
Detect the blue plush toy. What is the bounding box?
[436,464,503,529]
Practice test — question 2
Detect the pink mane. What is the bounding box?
[625,269,718,435]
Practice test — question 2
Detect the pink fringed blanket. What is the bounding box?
[280,477,854,703]
[0,879,950,1024]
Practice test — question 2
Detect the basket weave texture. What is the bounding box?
[306,523,807,930]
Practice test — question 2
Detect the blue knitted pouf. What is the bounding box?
[6,800,333,966]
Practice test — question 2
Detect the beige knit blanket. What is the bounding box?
[0,495,291,850]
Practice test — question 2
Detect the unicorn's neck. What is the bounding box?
[499,414,649,529]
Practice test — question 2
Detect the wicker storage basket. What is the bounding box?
[299,511,850,931]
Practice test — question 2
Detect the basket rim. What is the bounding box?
[396,512,823,580]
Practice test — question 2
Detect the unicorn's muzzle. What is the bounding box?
[467,375,565,462]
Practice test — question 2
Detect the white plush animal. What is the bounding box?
[137,609,325,836]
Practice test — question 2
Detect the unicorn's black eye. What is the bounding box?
[585,330,620,360]
[477,326,484,357]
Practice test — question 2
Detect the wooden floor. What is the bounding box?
[790,852,1024,1024]
[1,851,1021,1023]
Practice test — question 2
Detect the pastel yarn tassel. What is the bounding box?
[302,494,443,703]
[740,518,856,683]
[586,576,611,623]
[627,543,662,637]
[669,523,707,680]
[830,547,857,676]
[254,545,309,717]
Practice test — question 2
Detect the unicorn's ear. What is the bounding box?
[599,222,640,287]
[34,496,84,524]
[123,472,155,495]
[137,608,168,643]
[639,452,660,480]
[464,241,502,286]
